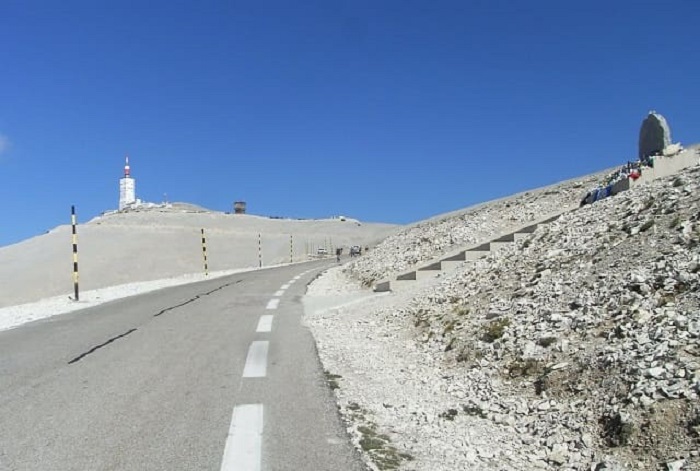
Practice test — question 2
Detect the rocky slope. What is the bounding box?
[318,161,700,470]
[349,171,607,286]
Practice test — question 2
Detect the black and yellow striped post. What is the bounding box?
[258,233,262,268]
[289,234,293,264]
[201,228,209,276]
[70,205,80,301]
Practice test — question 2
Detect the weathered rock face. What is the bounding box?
[406,167,700,470]
[346,171,605,286]
[400,165,700,469]
[639,112,672,159]
[313,163,700,471]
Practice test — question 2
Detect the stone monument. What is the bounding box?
[638,111,671,159]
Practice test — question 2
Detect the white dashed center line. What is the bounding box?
[256,315,274,333]
[242,341,269,378]
[220,404,264,471]
[219,269,314,470]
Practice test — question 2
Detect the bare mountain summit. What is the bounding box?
[0,209,398,308]
[307,159,700,471]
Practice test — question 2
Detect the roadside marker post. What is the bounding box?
[201,228,209,276]
[70,205,80,301]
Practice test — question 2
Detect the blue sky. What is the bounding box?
[1,0,698,247]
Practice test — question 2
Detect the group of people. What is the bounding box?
[580,155,657,207]
[349,245,363,257]
[335,245,367,262]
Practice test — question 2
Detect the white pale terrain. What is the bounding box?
[3,146,700,471]
[0,205,397,328]
[305,147,700,471]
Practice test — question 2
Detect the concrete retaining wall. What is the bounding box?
[609,148,698,198]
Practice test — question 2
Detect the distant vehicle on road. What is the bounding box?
[349,246,362,257]
[317,247,328,255]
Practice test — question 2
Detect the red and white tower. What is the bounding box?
[119,155,137,210]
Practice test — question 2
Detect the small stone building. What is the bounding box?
[234,201,247,214]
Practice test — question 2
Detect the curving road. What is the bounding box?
[0,261,365,471]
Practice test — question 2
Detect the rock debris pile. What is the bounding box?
[323,165,700,470]
[350,172,604,286]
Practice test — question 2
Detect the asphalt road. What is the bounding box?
[0,261,366,471]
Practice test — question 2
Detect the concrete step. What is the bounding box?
[416,270,440,281]
[391,278,424,290]
[416,261,442,280]
[516,223,539,234]
[372,212,567,292]
[419,261,442,271]
[374,280,391,292]
[492,233,515,243]
[396,271,417,281]
[468,242,490,252]
[443,251,467,262]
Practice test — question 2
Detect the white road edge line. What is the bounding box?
[220,403,264,471]
[266,298,280,310]
[280,283,290,290]
[242,341,269,378]
[256,315,273,333]
[273,289,285,297]
[293,275,301,280]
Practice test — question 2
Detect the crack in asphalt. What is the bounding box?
[68,328,138,364]
[67,279,244,365]
[153,279,243,317]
